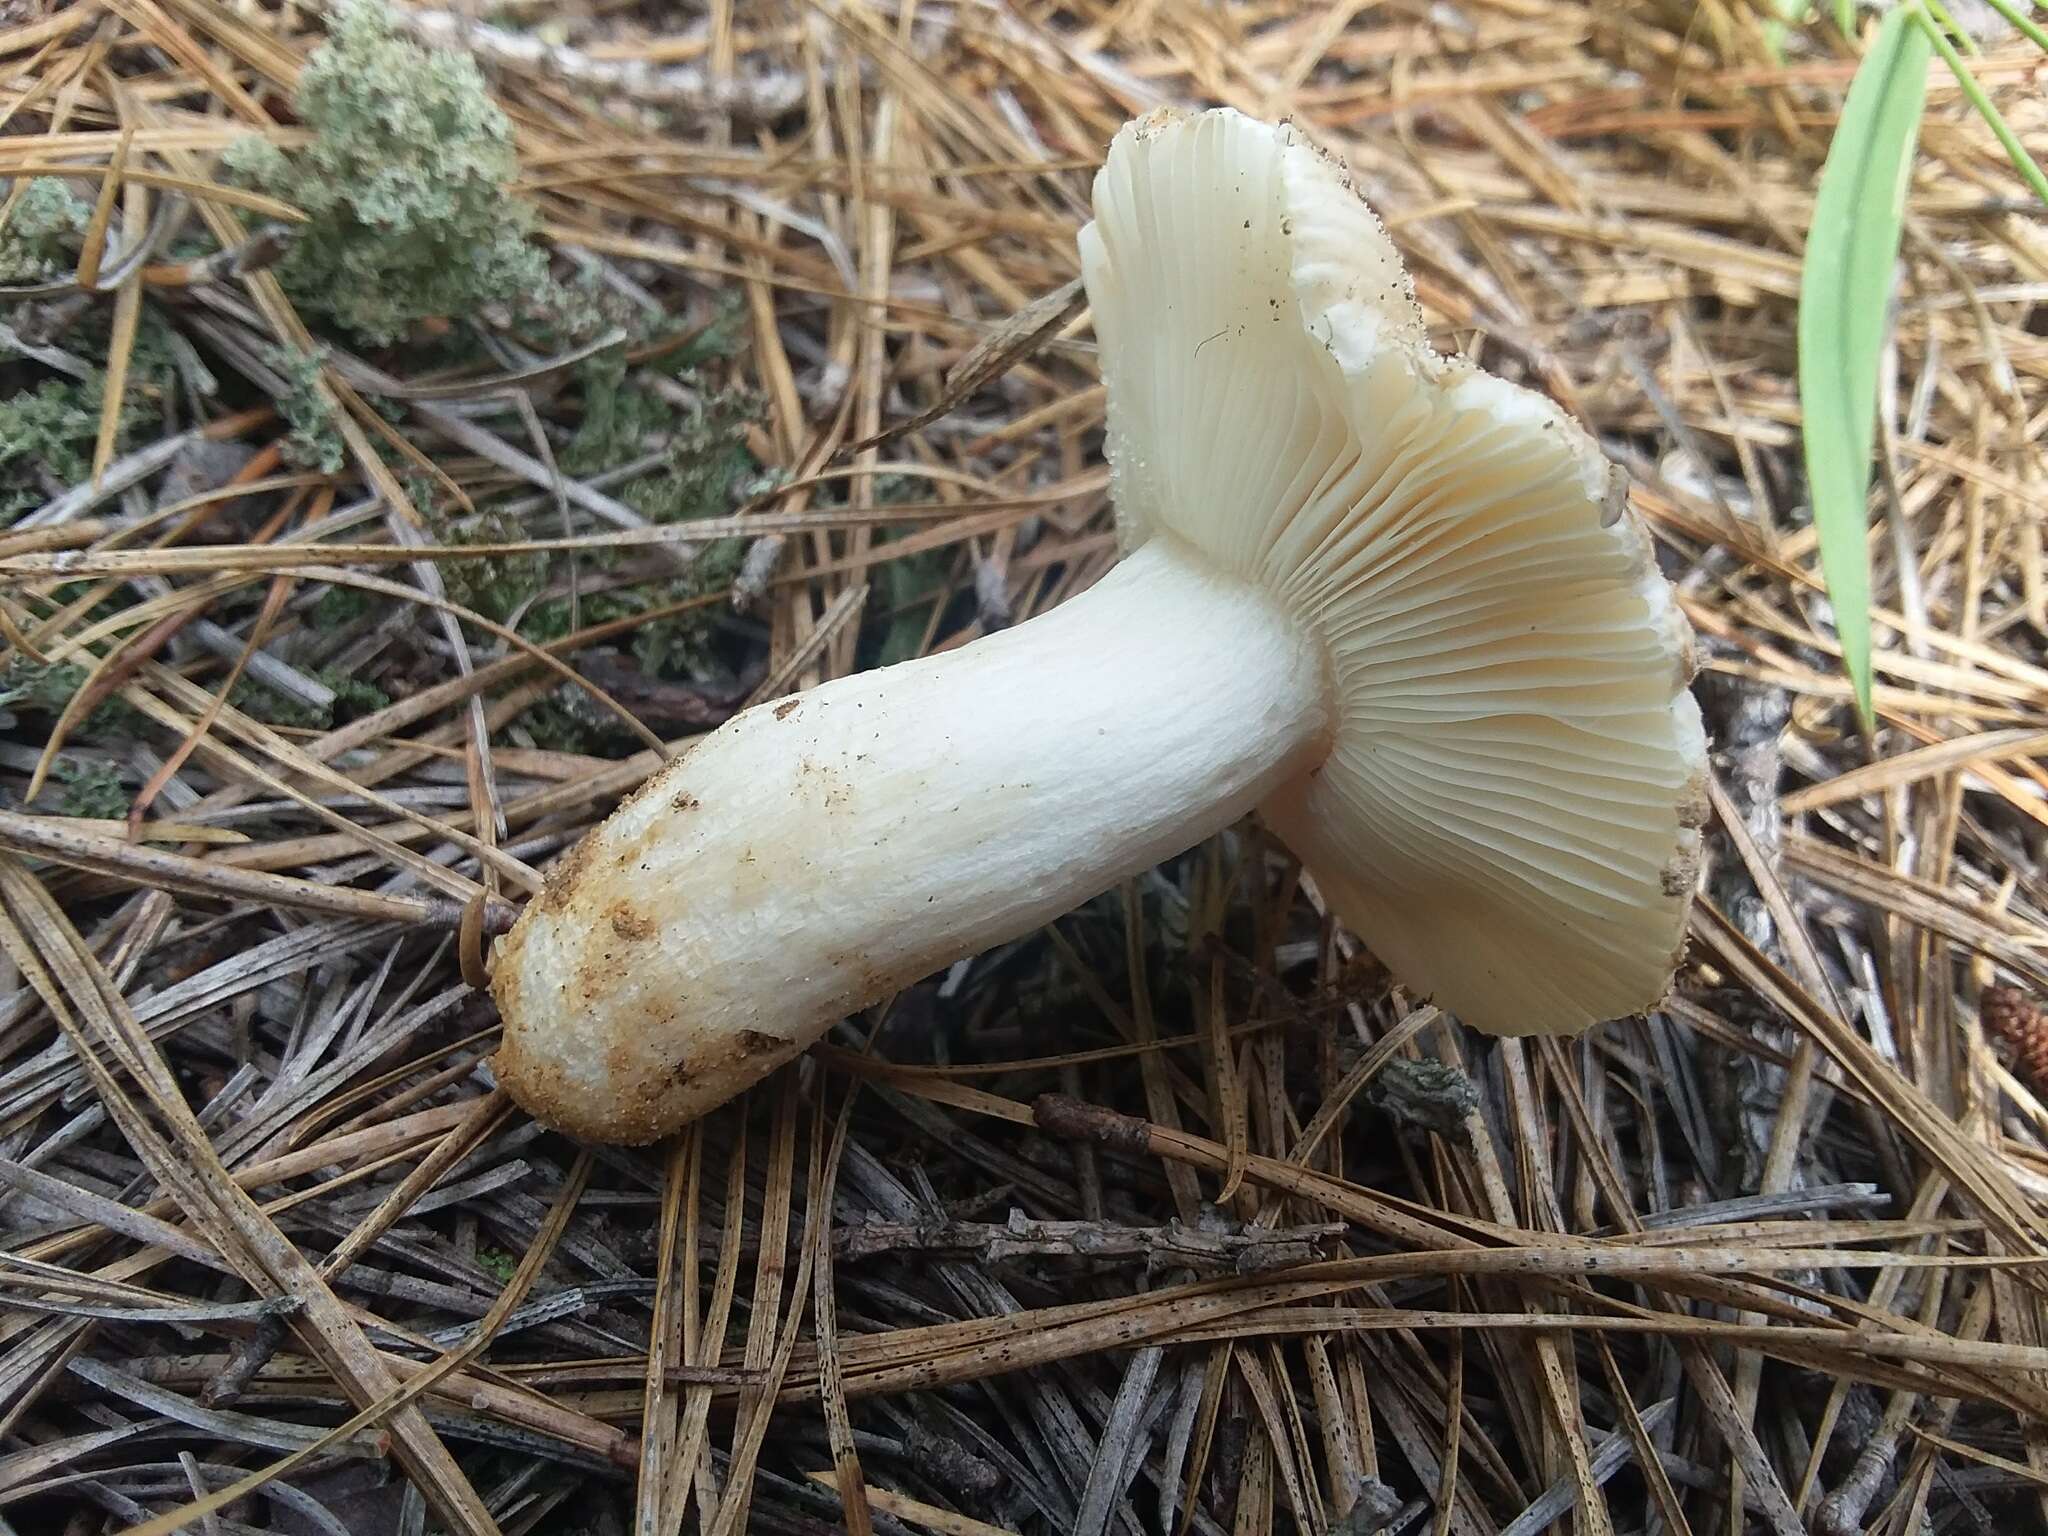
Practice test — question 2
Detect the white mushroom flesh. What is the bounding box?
[491,106,1708,1144]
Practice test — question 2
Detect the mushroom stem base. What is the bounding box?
[492,538,1331,1143]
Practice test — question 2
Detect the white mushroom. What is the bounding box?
[490,107,1709,1145]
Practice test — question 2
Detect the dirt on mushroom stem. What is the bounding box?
[490,538,1330,1144]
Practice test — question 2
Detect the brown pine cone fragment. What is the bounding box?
[1982,985,2048,1087]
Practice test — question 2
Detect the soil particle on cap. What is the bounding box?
[532,831,600,916]
[1675,627,1701,686]
[1677,771,1711,831]
[774,699,800,720]
[608,904,655,941]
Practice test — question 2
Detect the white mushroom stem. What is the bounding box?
[491,537,1331,1142]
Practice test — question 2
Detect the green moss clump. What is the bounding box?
[867,488,951,668]
[317,667,389,723]
[0,320,181,522]
[631,537,743,677]
[311,584,372,630]
[230,676,333,731]
[0,658,139,737]
[557,280,757,464]
[560,349,677,478]
[440,512,550,624]
[473,377,762,754]
[218,667,386,732]
[222,0,551,345]
[625,390,759,526]
[276,347,346,471]
[1,658,89,716]
[874,545,950,668]
[0,378,98,523]
[52,757,128,820]
[515,690,607,755]
[675,291,750,368]
[511,385,758,685]
[0,178,90,283]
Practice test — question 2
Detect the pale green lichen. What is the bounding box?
[52,757,128,820]
[317,667,390,723]
[439,511,551,624]
[559,348,676,479]
[0,309,187,523]
[0,355,179,524]
[230,677,331,731]
[275,346,346,471]
[3,657,143,738]
[0,659,91,717]
[228,668,387,732]
[0,378,100,524]
[622,388,760,526]
[0,177,90,283]
[310,584,373,630]
[222,0,551,345]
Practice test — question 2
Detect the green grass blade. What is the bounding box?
[1923,0,1982,52]
[1918,11,2048,207]
[1979,0,2048,54]
[1799,4,1930,729]
[1836,0,1855,32]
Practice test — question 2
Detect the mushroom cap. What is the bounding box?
[1079,107,1707,1035]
